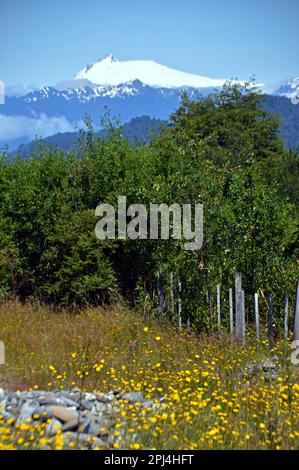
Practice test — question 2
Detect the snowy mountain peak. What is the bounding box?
[101,53,117,62]
[75,55,228,89]
[93,53,118,65]
[275,77,299,103]
[263,76,299,103]
[84,53,118,74]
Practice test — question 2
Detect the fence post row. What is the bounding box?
[166,271,299,343]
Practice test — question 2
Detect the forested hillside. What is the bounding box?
[262,94,299,150]
[11,93,299,159]
[14,116,165,158]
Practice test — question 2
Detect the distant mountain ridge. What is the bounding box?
[13,95,299,158]
[263,77,299,102]
[3,78,214,121]
[14,116,165,158]
[1,54,298,151]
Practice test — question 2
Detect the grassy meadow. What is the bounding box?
[0,301,299,450]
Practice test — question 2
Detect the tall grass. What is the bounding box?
[0,301,299,449]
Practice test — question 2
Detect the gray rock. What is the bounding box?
[15,402,38,424]
[245,363,260,377]
[61,417,79,432]
[59,391,79,400]
[0,399,6,408]
[32,406,53,422]
[63,431,101,445]
[78,415,91,433]
[60,397,79,408]
[5,405,20,415]
[20,391,41,400]
[92,401,106,414]
[122,391,144,403]
[0,385,161,449]
[80,399,93,411]
[7,397,20,407]
[95,392,115,403]
[89,419,111,436]
[1,410,14,421]
[46,418,63,436]
[104,403,113,414]
[262,359,279,372]
[7,391,19,401]
[80,412,113,435]
[67,393,81,402]
[38,396,65,406]
[243,358,280,381]
[83,392,97,401]
[263,370,279,382]
[61,431,78,445]
[141,399,154,409]
[91,437,109,449]
[76,433,100,443]
[46,405,78,423]
[87,420,102,436]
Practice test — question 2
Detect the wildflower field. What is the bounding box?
[0,301,299,450]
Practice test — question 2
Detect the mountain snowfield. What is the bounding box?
[75,53,228,89]
[74,54,299,99]
[1,53,299,150]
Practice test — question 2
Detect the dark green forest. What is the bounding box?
[12,95,299,159]
[0,83,298,330]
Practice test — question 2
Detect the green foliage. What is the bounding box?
[0,83,298,329]
[39,210,117,306]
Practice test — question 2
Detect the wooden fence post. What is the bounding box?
[229,288,233,338]
[178,278,182,331]
[254,293,260,341]
[235,273,242,343]
[170,272,175,315]
[157,268,166,313]
[269,294,274,349]
[216,284,221,329]
[284,293,289,342]
[241,289,245,345]
[294,281,299,341]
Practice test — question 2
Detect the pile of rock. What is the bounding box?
[244,356,280,382]
[0,387,156,449]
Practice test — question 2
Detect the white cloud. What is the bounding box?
[0,113,75,142]
[5,83,37,97]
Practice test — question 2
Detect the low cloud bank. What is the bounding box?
[0,113,75,143]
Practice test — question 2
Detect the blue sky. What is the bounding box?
[1,0,299,87]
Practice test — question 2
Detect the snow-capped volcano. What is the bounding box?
[75,53,227,89]
[2,53,299,151]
